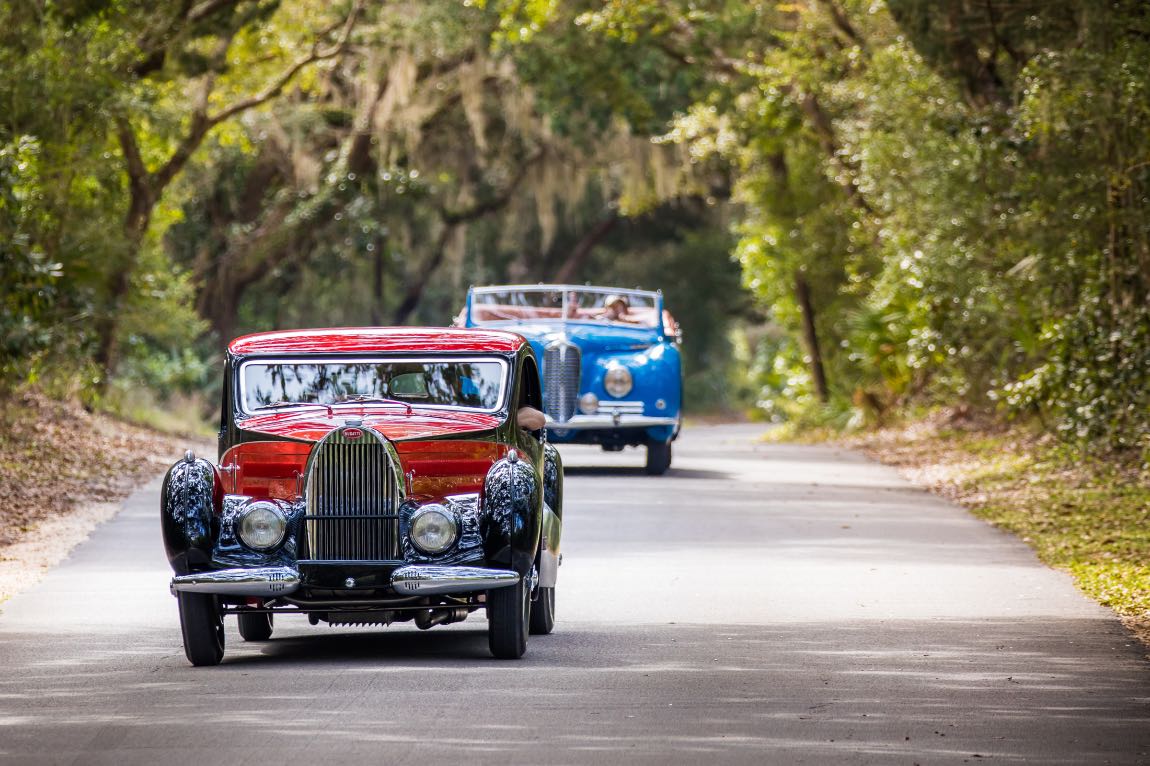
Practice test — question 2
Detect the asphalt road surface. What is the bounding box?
[1,424,1147,765]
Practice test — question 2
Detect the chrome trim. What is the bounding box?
[170,567,300,596]
[390,565,519,595]
[579,400,644,416]
[471,283,660,301]
[237,356,510,416]
[546,413,679,430]
[544,340,580,423]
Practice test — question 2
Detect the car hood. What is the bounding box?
[505,322,659,353]
[237,406,504,443]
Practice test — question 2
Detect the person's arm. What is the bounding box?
[517,406,546,431]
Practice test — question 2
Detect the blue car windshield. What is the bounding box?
[238,357,508,414]
[470,287,660,328]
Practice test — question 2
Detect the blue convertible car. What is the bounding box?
[460,284,682,474]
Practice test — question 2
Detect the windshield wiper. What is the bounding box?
[334,395,413,415]
[252,401,334,417]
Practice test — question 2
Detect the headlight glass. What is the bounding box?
[237,501,287,551]
[579,392,599,414]
[410,504,458,555]
[604,365,633,398]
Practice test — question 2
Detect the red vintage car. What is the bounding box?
[161,327,563,665]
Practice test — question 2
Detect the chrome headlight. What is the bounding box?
[604,365,633,398]
[237,500,287,551]
[409,504,458,555]
[579,392,599,414]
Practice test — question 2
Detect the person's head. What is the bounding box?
[604,294,628,319]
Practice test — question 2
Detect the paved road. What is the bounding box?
[0,425,1147,764]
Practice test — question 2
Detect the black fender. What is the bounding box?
[161,454,220,575]
[481,451,541,577]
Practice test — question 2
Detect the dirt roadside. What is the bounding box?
[0,392,211,604]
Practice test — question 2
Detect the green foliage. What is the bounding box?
[540,0,1150,454]
[0,137,64,386]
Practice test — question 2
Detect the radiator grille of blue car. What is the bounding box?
[544,340,581,423]
[303,427,401,561]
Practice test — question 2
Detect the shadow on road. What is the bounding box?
[0,617,1145,763]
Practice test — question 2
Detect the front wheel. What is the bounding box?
[237,611,273,642]
[645,439,672,475]
[529,586,555,635]
[488,579,530,659]
[178,592,225,666]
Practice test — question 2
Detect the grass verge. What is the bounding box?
[844,412,1150,647]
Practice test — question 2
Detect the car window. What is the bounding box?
[238,357,508,414]
[470,288,660,328]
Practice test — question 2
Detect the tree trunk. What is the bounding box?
[391,225,456,325]
[795,272,829,402]
[371,230,386,326]
[551,213,619,283]
[93,191,153,388]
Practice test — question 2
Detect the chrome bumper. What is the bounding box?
[170,564,518,598]
[391,565,519,595]
[547,413,678,431]
[170,567,300,596]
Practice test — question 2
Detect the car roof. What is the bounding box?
[228,327,528,357]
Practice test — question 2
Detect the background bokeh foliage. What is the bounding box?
[1,0,1147,457]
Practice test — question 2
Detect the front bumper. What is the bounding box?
[170,564,518,598]
[547,413,678,431]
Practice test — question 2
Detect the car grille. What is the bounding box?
[303,426,401,561]
[544,340,581,423]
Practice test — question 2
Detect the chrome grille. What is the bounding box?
[543,340,581,423]
[304,427,401,561]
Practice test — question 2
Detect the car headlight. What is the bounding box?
[409,504,458,555]
[237,500,287,551]
[604,365,633,398]
[579,392,599,414]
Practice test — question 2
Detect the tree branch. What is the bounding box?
[206,0,363,127]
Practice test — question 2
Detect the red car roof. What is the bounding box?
[228,327,527,356]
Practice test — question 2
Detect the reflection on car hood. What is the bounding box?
[504,322,658,352]
[237,406,503,443]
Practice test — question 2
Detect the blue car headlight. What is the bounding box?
[604,365,633,398]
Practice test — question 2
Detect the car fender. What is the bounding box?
[161,454,221,574]
[480,451,541,577]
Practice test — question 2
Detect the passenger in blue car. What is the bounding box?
[600,295,634,323]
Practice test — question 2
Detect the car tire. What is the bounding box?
[237,611,273,642]
[178,592,225,666]
[488,579,529,659]
[645,439,672,475]
[529,586,556,635]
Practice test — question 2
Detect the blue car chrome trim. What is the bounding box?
[546,413,679,430]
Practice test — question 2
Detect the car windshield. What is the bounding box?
[239,357,508,414]
[470,287,660,328]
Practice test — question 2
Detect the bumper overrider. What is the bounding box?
[170,564,519,597]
